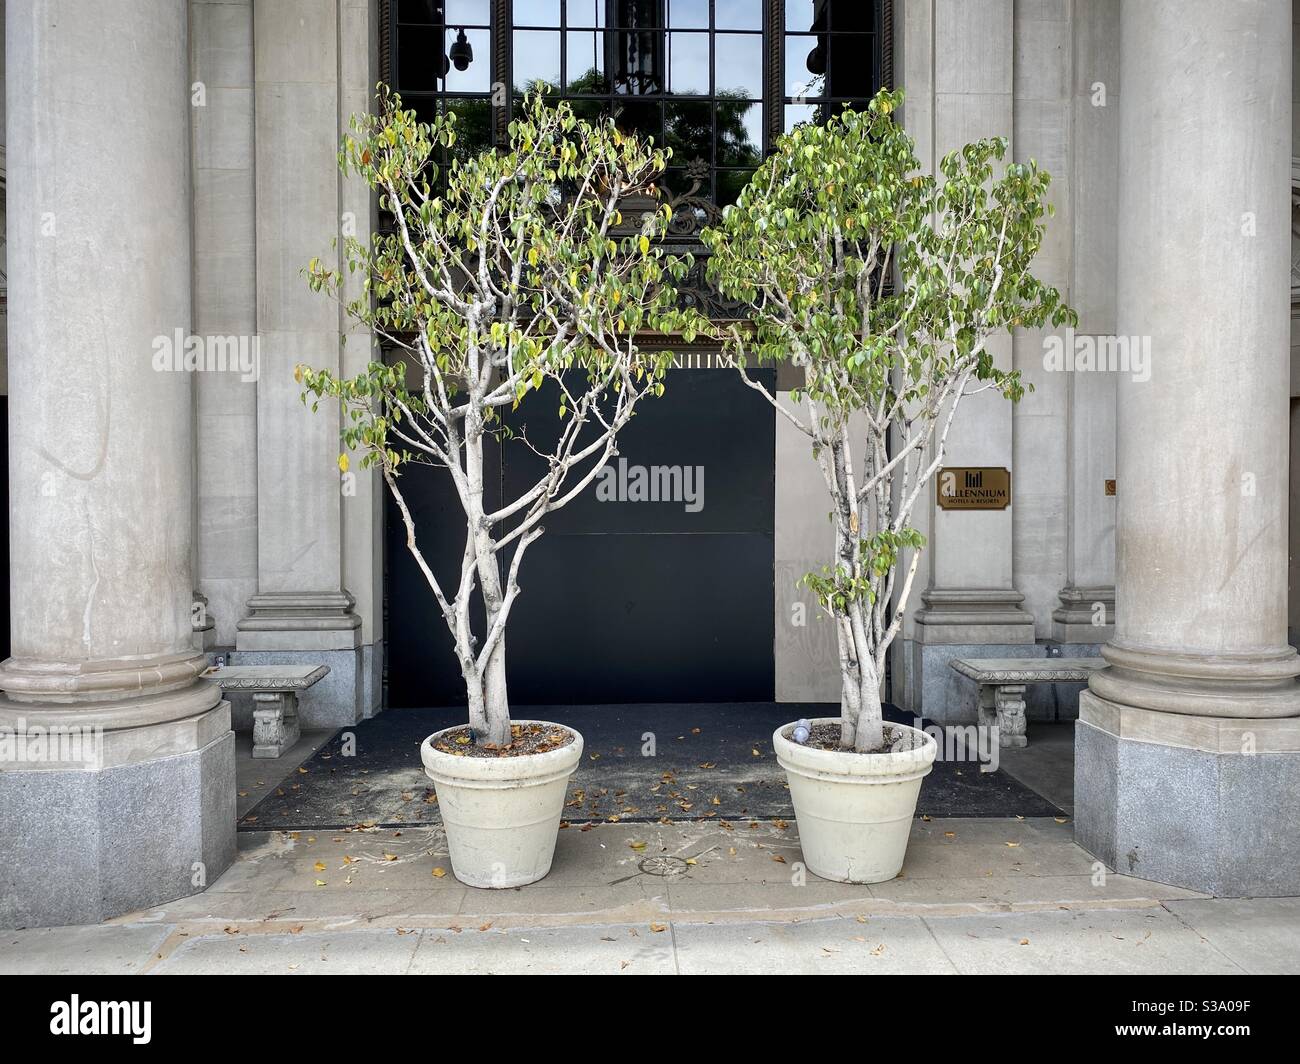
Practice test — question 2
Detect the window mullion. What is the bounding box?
[493,0,511,142]
[763,0,782,156]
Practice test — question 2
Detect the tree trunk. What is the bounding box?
[463,661,490,739]
[482,636,511,746]
[837,618,861,747]
[853,657,885,753]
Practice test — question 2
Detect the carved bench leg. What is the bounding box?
[994,684,1028,749]
[252,691,301,758]
[977,684,999,736]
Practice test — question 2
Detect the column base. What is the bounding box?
[0,702,236,928]
[235,590,362,652]
[1075,691,1300,896]
[914,587,1037,645]
[233,590,368,726]
[904,589,1039,724]
[1051,585,1115,643]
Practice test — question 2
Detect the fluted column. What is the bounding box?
[1075,0,1300,897]
[0,0,235,927]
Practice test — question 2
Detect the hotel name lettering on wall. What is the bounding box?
[936,467,1012,511]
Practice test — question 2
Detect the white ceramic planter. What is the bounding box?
[420,721,583,888]
[773,718,937,884]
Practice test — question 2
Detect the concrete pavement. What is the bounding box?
[4,814,1298,974]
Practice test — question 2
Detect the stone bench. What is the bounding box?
[202,665,330,758]
[949,657,1108,748]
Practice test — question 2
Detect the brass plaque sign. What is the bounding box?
[936,467,1011,511]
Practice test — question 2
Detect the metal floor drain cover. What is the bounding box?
[639,855,690,877]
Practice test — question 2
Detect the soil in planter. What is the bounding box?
[431,722,576,759]
[793,722,927,755]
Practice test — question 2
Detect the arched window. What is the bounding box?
[384,1,888,209]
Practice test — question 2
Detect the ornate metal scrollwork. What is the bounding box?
[632,157,750,320]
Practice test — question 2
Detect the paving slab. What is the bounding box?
[869,873,1204,908]
[149,927,423,974]
[0,924,173,975]
[1164,897,1300,974]
[408,924,677,974]
[921,906,1247,975]
[137,888,468,925]
[673,915,958,974]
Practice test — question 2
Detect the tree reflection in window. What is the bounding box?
[388,2,880,206]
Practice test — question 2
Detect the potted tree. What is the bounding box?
[299,91,696,888]
[702,90,1074,883]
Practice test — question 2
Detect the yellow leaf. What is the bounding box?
[649,923,668,933]
[313,861,326,872]
[338,453,350,474]
[629,841,647,852]
[431,867,448,878]
[314,879,326,887]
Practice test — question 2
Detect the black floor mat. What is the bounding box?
[240,704,1064,830]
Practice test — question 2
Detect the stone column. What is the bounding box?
[234,0,364,726]
[1051,0,1119,647]
[191,0,259,653]
[907,0,1037,723]
[1076,0,1300,896]
[0,0,235,927]
[339,0,386,719]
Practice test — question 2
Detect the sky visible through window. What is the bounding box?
[393,2,878,206]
